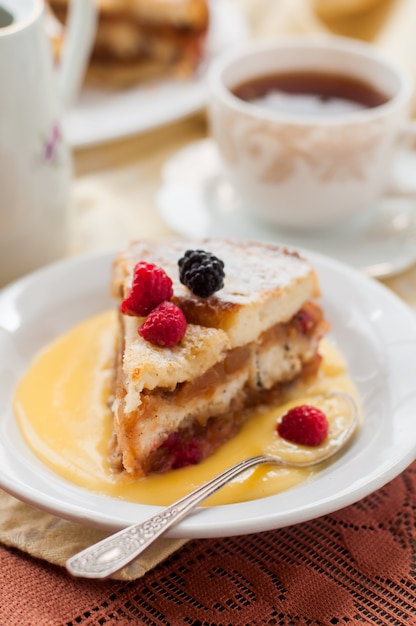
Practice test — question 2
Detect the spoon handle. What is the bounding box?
[66,455,269,579]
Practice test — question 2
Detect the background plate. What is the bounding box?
[65,0,249,148]
[0,249,415,536]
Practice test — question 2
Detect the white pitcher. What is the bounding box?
[0,0,96,286]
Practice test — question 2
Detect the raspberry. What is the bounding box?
[161,432,202,469]
[277,404,329,446]
[178,249,225,298]
[293,309,315,335]
[139,301,187,347]
[121,262,173,316]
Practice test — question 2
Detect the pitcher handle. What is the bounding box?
[56,0,97,110]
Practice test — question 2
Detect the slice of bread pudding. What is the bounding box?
[47,0,209,86]
[110,239,329,476]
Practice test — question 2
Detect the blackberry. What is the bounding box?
[178,249,225,298]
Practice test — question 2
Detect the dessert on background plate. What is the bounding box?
[47,0,209,86]
[110,238,329,477]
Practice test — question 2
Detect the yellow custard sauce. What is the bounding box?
[14,310,360,507]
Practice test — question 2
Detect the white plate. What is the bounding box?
[0,249,415,536]
[65,1,249,148]
[156,139,416,279]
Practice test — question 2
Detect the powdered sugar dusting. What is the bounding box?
[121,239,313,305]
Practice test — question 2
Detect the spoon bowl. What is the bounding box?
[66,391,358,579]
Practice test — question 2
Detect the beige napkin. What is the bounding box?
[0,489,187,581]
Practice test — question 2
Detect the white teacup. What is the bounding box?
[207,37,415,230]
[0,0,96,287]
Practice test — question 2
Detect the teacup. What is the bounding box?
[0,0,96,287]
[207,36,415,230]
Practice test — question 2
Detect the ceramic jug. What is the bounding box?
[0,0,96,286]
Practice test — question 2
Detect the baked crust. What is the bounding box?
[112,239,321,348]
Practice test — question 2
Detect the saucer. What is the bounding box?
[156,139,416,278]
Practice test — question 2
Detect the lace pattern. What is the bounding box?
[0,461,415,625]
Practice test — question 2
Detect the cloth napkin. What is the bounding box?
[1,461,415,625]
[0,489,187,581]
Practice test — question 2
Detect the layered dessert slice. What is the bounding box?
[47,0,209,86]
[110,239,329,476]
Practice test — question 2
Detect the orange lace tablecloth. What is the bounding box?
[1,460,415,625]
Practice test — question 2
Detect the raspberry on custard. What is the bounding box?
[277,404,329,446]
[139,301,187,347]
[121,261,173,316]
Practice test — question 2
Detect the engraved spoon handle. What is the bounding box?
[66,455,270,579]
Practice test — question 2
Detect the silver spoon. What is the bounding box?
[66,391,358,579]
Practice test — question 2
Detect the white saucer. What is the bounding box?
[156,139,416,278]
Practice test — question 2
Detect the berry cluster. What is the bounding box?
[178,249,225,298]
[120,248,226,348]
[277,404,329,446]
[121,262,185,348]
